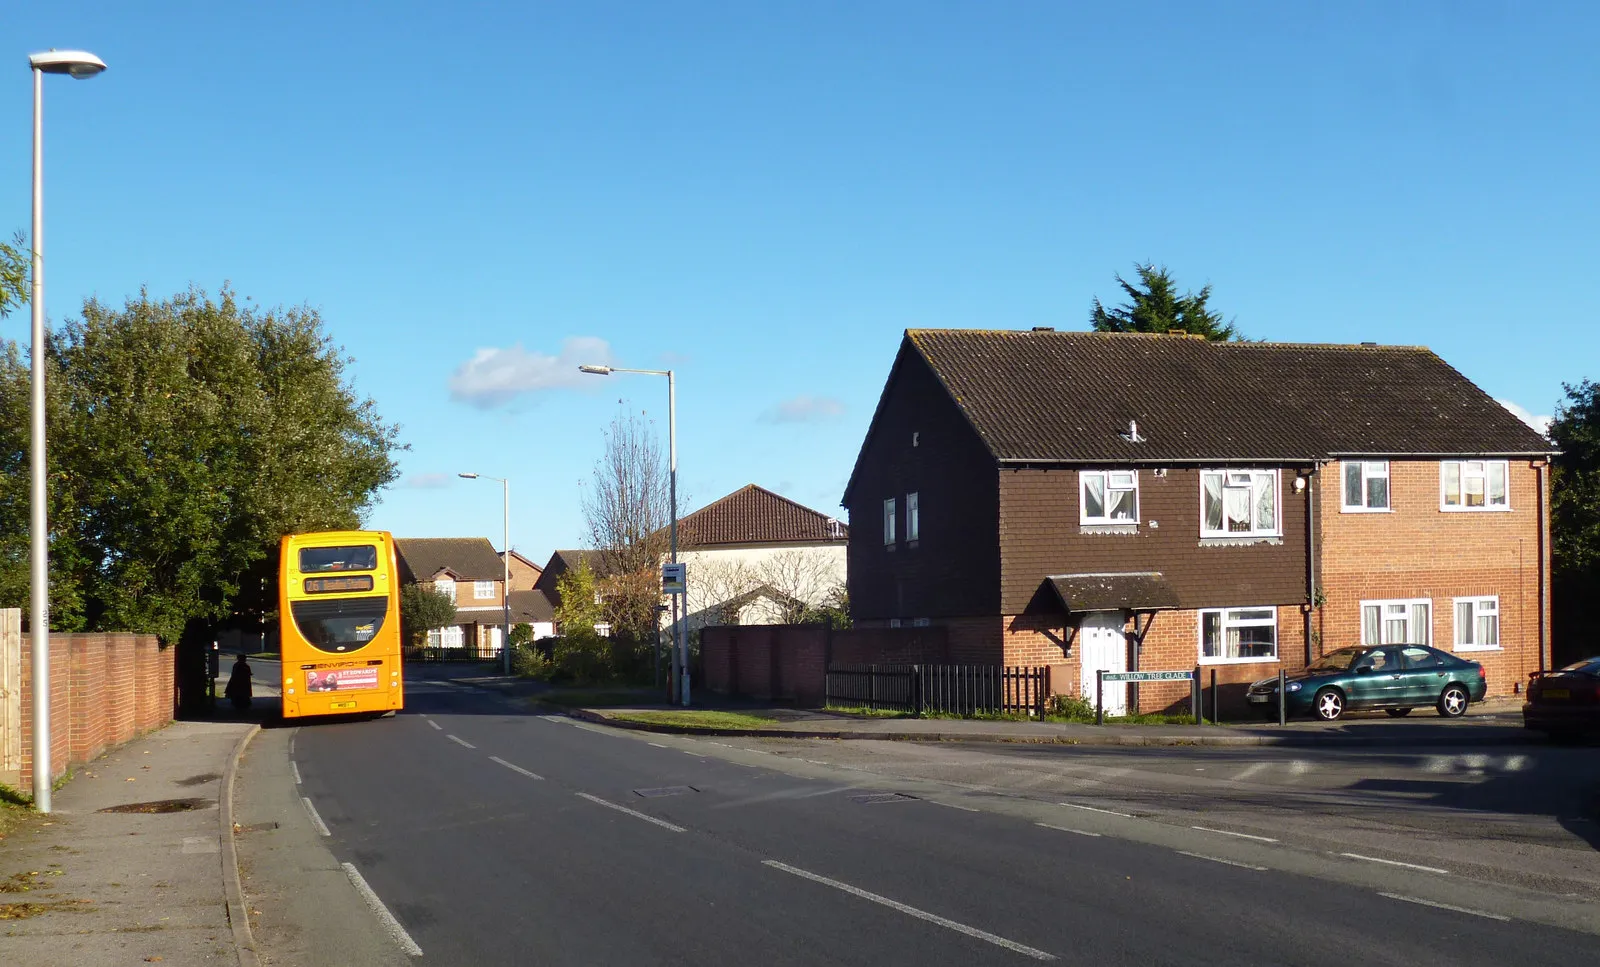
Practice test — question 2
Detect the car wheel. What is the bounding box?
[1314,687,1344,721]
[1437,684,1469,718]
[1386,708,1412,718]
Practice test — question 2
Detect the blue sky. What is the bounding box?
[7,2,1594,561]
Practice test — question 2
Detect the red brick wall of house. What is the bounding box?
[701,624,960,706]
[18,633,174,790]
[1316,459,1546,698]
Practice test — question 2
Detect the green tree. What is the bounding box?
[1089,263,1241,341]
[0,232,26,318]
[400,585,458,647]
[1551,380,1600,665]
[553,559,603,633]
[798,583,851,629]
[0,285,403,641]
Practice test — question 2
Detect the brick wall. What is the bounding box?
[1317,459,1546,698]
[13,631,174,790]
[701,624,957,706]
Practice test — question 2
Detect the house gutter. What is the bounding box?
[1324,451,1557,458]
[1305,464,1318,666]
[1537,460,1550,673]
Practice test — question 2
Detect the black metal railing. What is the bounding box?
[403,644,502,663]
[825,663,1049,717]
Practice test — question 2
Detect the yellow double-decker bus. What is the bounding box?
[279,530,404,719]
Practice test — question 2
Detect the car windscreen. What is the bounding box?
[299,545,379,573]
[1556,658,1600,675]
[1307,648,1361,672]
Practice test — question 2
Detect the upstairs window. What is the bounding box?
[1362,599,1431,645]
[1453,597,1499,650]
[1442,460,1508,511]
[474,580,495,599]
[1201,470,1279,538]
[883,497,897,545]
[906,492,920,542]
[1081,471,1139,524]
[1342,461,1390,512]
[434,578,456,603]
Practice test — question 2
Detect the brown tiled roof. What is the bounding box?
[679,485,849,548]
[394,537,505,583]
[904,329,1553,463]
[1045,572,1179,614]
[508,589,556,623]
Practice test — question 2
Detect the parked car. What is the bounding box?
[1523,658,1600,740]
[1246,645,1487,721]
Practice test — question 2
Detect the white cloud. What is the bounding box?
[402,473,453,489]
[448,337,613,408]
[1496,399,1552,437]
[762,395,846,424]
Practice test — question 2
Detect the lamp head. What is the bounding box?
[29,50,107,79]
[458,472,479,480]
[578,365,613,376]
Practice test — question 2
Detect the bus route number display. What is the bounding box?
[304,575,375,595]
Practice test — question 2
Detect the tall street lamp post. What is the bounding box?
[459,473,512,676]
[578,364,688,706]
[28,49,106,813]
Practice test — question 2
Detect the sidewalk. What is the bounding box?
[449,674,1535,747]
[0,718,259,967]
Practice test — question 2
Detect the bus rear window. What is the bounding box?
[299,545,378,573]
[290,598,388,653]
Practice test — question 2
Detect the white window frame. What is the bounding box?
[428,625,464,649]
[434,578,456,603]
[1200,469,1281,538]
[906,492,920,542]
[1341,460,1391,512]
[1080,470,1140,525]
[474,580,495,599]
[1440,460,1510,512]
[1452,596,1501,651]
[883,497,897,545]
[1197,607,1279,665]
[1360,598,1432,646]
[593,622,612,638]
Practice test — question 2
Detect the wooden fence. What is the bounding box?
[1,610,20,781]
[825,663,1050,718]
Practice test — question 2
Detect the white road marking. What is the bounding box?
[576,793,687,832]
[182,835,219,854]
[1232,762,1270,781]
[649,742,669,748]
[489,756,543,780]
[1036,822,1101,837]
[1177,851,1267,871]
[762,861,1055,961]
[1340,853,1449,875]
[681,750,705,758]
[1057,801,1133,818]
[928,800,980,813]
[302,797,331,837]
[1502,754,1528,772]
[290,761,302,785]
[343,862,424,956]
[1379,892,1510,922]
[447,734,477,749]
[1191,825,1278,843]
[426,719,442,731]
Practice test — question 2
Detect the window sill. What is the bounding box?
[907,540,920,549]
[1439,506,1512,513]
[1339,507,1393,514]
[1199,655,1281,665]
[1198,536,1283,547]
[1453,645,1503,653]
[1080,523,1138,535]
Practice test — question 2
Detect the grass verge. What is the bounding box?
[824,705,914,719]
[606,710,778,730]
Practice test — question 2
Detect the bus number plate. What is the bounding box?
[330,701,358,710]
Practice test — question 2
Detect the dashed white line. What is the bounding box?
[302,797,331,837]
[1340,853,1449,875]
[575,793,687,832]
[1036,822,1101,837]
[290,761,302,785]
[489,756,543,780]
[1057,802,1133,818]
[426,719,442,731]
[681,750,705,758]
[1177,851,1267,871]
[447,734,477,749]
[762,861,1055,961]
[1191,825,1278,843]
[343,862,424,956]
[649,742,669,749]
[1378,892,1510,921]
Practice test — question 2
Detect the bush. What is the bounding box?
[511,642,554,680]
[1049,692,1097,722]
[551,632,613,685]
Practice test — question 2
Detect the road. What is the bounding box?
[238,670,1600,966]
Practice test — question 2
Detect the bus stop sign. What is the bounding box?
[661,562,686,595]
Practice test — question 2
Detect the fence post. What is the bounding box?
[912,665,923,717]
[1277,668,1287,727]
[1035,667,1046,720]
[1210,668,1219,724]
[869,665,877,711]
[1190,670,1202,725]
[1096,669,1105,726]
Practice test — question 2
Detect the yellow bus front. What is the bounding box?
[279,531,405,718]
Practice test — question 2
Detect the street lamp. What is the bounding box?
[458,473,513,675]
[578,363,688,706]
[28,49,106,814]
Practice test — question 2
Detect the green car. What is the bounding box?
[1246,645,1488,721]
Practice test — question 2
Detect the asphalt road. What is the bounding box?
[266,673,1600,967]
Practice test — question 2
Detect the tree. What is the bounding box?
[1551,380,1600,664]
[0,232,26,319]
[580,408,672,644]
[799,584,851,629]
[553,559,603,633]
[755,550,844,624]
[0,285,403,641]
[1089,263,1241,341]
[401,585,458,647]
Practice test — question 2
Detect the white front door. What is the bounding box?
[1078,612,1128,716]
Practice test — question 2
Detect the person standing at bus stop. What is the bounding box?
[225,654,254,711]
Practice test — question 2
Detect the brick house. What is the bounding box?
[843,328,1555,714]
[395,537,512,654]
[502,549,544,591]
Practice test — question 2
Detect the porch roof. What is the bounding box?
[1042,572,1179,614]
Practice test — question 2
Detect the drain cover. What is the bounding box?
[633,786,698,799]
[97,798,211,814]
[850,793,917,805]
